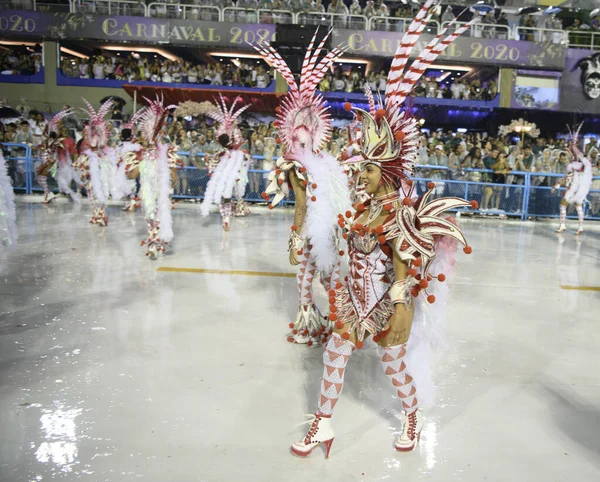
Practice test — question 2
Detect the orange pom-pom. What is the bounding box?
[378,235,387,244]
[307,340,313,347]
[463,246,473,255]
[341,332,350,340]
[292,329,298,335]
[419,279,429,289]
[403,197,411,206]
[354,223,363,231]
[335,321,344,329]
[336,282,342,289]
[268,204,274,210]
[300,167,307,173]
[343,233,348,240]
[438,273,446,282]
[427,295,436,304]
[311,196,317,202]
[329,305,337,313]
[311,183,317,189]
[278,179,284,185]
[343,102,352,112]
[372,335,380,343]
[375,225,384,234]
[338,220,345,228]
[407,268,417,277]
[411,287,420,297]
[384,203,393,212]
[375,108,386,119]
[275,137,281,144]
[345,210,352,218]
[356,341,364,349]
[471,200,479,209]
[356,203,365,212]
[297,249,303,256]
[341,151,349,161]
[339,250,345,256]
[427,182,435,190]
[412,258,422,267]
[406,179,413,186]
[302,180,308,187]
[329,289,336,297]
[289,323,294,329]
[395,131,406,142]
[329,313,338,322]
[291,225,296,231]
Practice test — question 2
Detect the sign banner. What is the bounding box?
[559,48,600,114]
[1,10,566,69]
[0,10,276,47]
[333,29,567,70]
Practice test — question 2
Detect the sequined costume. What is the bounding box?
[125,97,181,259]
[200,95,252,231]
[554,125,593,235]
[291,0,480,458]
[72,99,122,227]
[36,108,81,203]
[254,31,352,345]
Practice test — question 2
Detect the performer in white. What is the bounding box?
[125,96,181,259]
[0,151,16,249]
[254,31,352,346]
[553,125,593,235]
[200,95,251,231]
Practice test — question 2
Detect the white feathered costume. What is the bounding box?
[0,151,16,249]
[254,32,352,345]
[200,96,252,229]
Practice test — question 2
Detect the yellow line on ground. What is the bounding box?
[156,267,296,278]
[560,285,600,291]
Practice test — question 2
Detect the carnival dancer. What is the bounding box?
[125,96,181,259]
[253,31,352,346]
[117,117,144,212]
[200,95,251,231]
[0,151,16,248]
[73,99,121,227]
[553,125,593,235]
[36,108,78,203]
[290,0,480,457]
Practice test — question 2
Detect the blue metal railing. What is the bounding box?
[2,143,599,220]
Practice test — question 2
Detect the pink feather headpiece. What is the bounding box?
[47,108,73,137]
[137,95,176,143]
[345,0,483,188]
[206,94,251,149]
[81,98,114,148]
[253,29,345,155]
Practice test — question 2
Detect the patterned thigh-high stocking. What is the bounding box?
[289,243,327,345]
[378,344,423,451]
[88,186,107,226]
[145,217,163,258]
[559,204,567,226]
[378,344,419,414]
[219,201,232,230]
[317,333,355,416]
[576,204,584,233]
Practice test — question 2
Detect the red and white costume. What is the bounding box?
[291,0,481,458]
[200,96,252,231]
[125,97,181,259]
[254,31,352,345]
[554,126,593,235]
[36,108,82,203]
[73,99,124,227]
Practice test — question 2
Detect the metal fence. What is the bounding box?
[3,143,599,221]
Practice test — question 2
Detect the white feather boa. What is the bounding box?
[302,151,351,273]
[200,149,245,216]
[86,147,122,203]
[115,141,141,199]
[564,156,593,205]
[140,143,174,242]
[0,152,16,247]
[405,234,458,409]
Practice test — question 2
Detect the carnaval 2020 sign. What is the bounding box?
[1,10,566,69]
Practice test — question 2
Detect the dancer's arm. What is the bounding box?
[378,251,415,347]
[288,169,306,266]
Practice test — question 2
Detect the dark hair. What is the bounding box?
[218,133,230,148]
[49,132,57,139]
[121,128,132,141]
[20,120,29,126]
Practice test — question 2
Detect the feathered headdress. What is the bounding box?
[567,122,585,160]
[205,94,251,149]
[253,29,345,155]
[81,98,114,148]
[121,107,145,133]
[46,108,73,137]
[138,95,176,143]
[345,0,483,188]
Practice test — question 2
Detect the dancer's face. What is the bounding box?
[359,163,383,196]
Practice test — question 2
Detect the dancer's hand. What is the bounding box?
[289,249,300,266]
[378,308,413,347]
